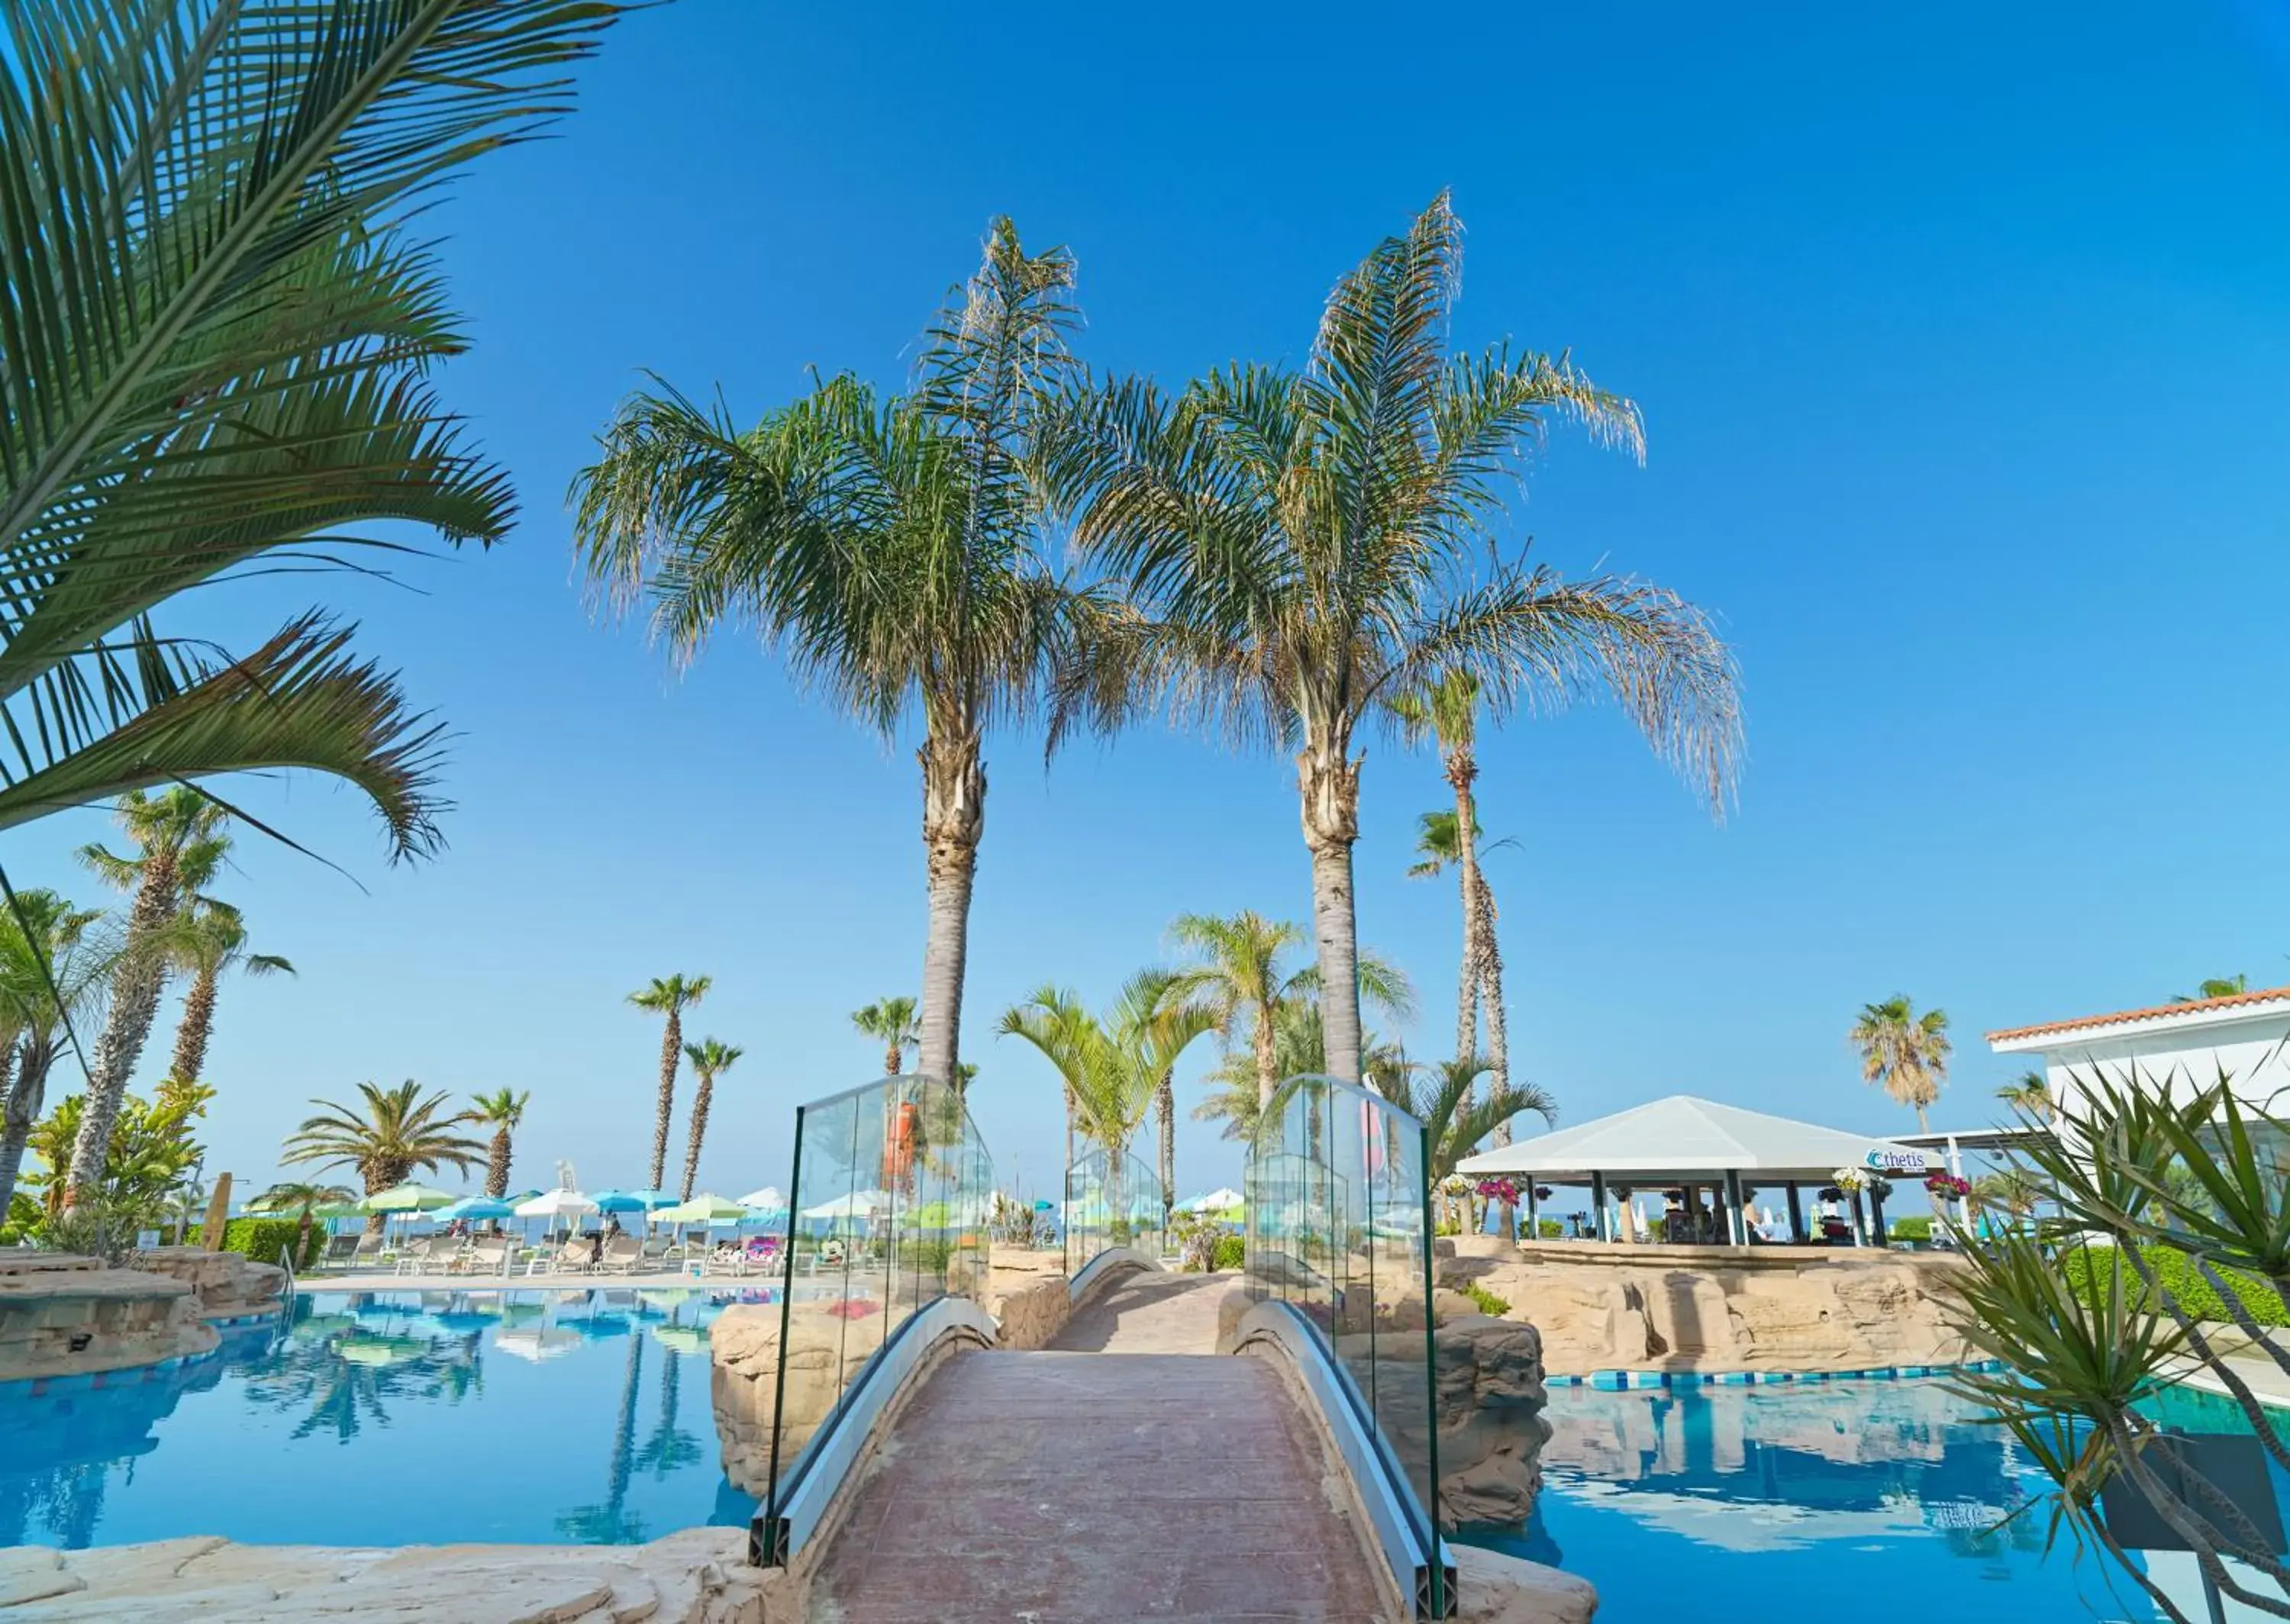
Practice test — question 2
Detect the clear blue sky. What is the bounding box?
[16,0,2290,1205]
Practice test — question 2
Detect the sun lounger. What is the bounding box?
[318,1233,360,1268]
[463,1236,510,1274]
[599,1235,643,1274]
[392,1236,434,1277]
[702,1244,747,1277]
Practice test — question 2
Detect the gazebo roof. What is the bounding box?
[1454,1094,1935,1184]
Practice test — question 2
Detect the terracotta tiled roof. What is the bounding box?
[1985,985,2290,1044]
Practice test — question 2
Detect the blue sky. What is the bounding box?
[16,0,2290,1206]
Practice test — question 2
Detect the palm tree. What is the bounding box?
[628,975,710,1193]
[66,789,231,1201]
[249,1180,356,1258]
[282,1081,484,1233]
[1046,194,1741,1081]
[0,3,627,1021]
[468,1089,530,1199]
[160,897,293,1094]
[1847,995,1953,1133]
[1108,970,1216,1227]
[998,977,1211,1184]
[1390,1056,1559,1187]
[0,891,107,1216]
[679,1039,743,1201]
[850,998,921,1077]
[2170,975,2250,1004]
[1392,675,1499,1069]
[1168,910,1413,1107]
[573,223,1114,1090]
[1995,1070,2055,1122]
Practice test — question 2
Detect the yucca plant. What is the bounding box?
[1943,1064,2290,1620]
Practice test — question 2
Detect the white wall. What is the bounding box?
[2023,1010,2290,1115]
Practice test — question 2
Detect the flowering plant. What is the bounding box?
[1438,1174,1472,1198]
[1533,1186,1553,1203]
[1473,1178,1522,1207]
[1924,1172,1972,1200]
[1830,1166,1867,1195]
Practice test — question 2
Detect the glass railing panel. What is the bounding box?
[1244,1072,1440,1601]
[760,1073,992,1529]
[1062,1146,1166,1281]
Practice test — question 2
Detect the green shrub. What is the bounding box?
[218,1217,327,1270]
[1889,1216,1934,1243]
[1537,1218,1564,1239]
[1461,1281,1512,1317]
[2062,1242,2290,1329]
[1211,1234,1246,1272]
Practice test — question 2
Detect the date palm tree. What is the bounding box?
[1392,676,1498,1071]
[1168,910,1413,1107]
[1046,193,1741,1082]
[850,998,921,1077]
[249,1180,356,1258]
[679,1039,743,1201]
[161,897,293,1094]
[0,2,630,1115]
[282,1081,482,1233]
[0,891,107,1216]
[1111,970,1216,1228]
[573,222,1116,1090]
[628,975,709,1193]
[66,788,231,1200]
[1848,994,1953,1133]
[1995,1069,2055,1121]
[469,1088,529,1198]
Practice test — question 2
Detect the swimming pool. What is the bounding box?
[0,1289,757,1549]
[1461,1376,2286,1622]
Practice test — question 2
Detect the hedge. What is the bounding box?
[1537,1218,1565,1239]
[2063,1242,2290,1329]
[1211,1234,1246,1272]
[216,1217,327,1270]
[1889,1216,1934,1242]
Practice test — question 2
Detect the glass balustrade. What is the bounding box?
[1063,1145,1166,1280]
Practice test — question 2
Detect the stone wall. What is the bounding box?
[711,1302,890,1497]
[0,1256,214,1382]
[1440,1241,1970,1374]
[126,1249,287,1322]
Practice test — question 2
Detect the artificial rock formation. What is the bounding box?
[1454,1543,1599,1623]
[126,1248,287,1323]
[0,1255,214,1381]
[1440,1242,1970,1374]
[710,1301,889,1497]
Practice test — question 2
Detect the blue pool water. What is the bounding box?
[1462,1378,2288,1622]
[0,1290,758,1548]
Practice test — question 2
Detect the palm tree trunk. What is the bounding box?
[682,1074,714,1201]
[649,1011,682,1191]
[169,965,221,1089]
[68,851,180,1201]
[0,1042,27,1219]
[1449,756,1483,1067]
[917,730,984,1089]
[1298,743,1364,1085]
[884,1042,901,1077]
[486,1130,512,1198]
[1156,1075,1176,1230]
[1476,868,1514,1236]
[1252,997,1279,1107]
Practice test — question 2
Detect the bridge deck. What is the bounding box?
[807,1346,1390,1622]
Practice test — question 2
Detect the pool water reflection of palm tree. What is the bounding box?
[556,1336,650,1544]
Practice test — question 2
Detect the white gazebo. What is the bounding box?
[1456,1094,1936,1245]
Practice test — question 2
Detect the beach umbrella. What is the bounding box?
[801,1189,888,1222]
[493,1327,579,1362]
[658,1193,750,1225]
[336,1333,427,1368]
[360,1182,458,1215]
[430,1195,515,1224]
[653,1324,710,1356]
[737,1187,786,1213]
[1186,1187,1245,1213]
[589,1190,660,1214]
[514,1189,598,1228]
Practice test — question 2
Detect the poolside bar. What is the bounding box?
[1457,1094,1937,1247]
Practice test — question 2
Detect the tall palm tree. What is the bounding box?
[161,897,293,1093]
[1046,194,1741,1081]
[66,789,231,1200]
[573,222,1114,1090]
[282,1081,483,1233]
[249,1180,355,1258]
[627,975,710,1193]
[1995,1070,2055,1122]
[679,1039,743,1201]
[1108,970,1216,1227]
[850,998,921,1077]
[0,891,107,1216]
[2170,975,2250,1004]
[1385,1055,1559,1187]
[1392,675,1497,1068]
[468,1088,530,1198]
[1848,994,1953,1133]
[1168,910,1413,1107]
